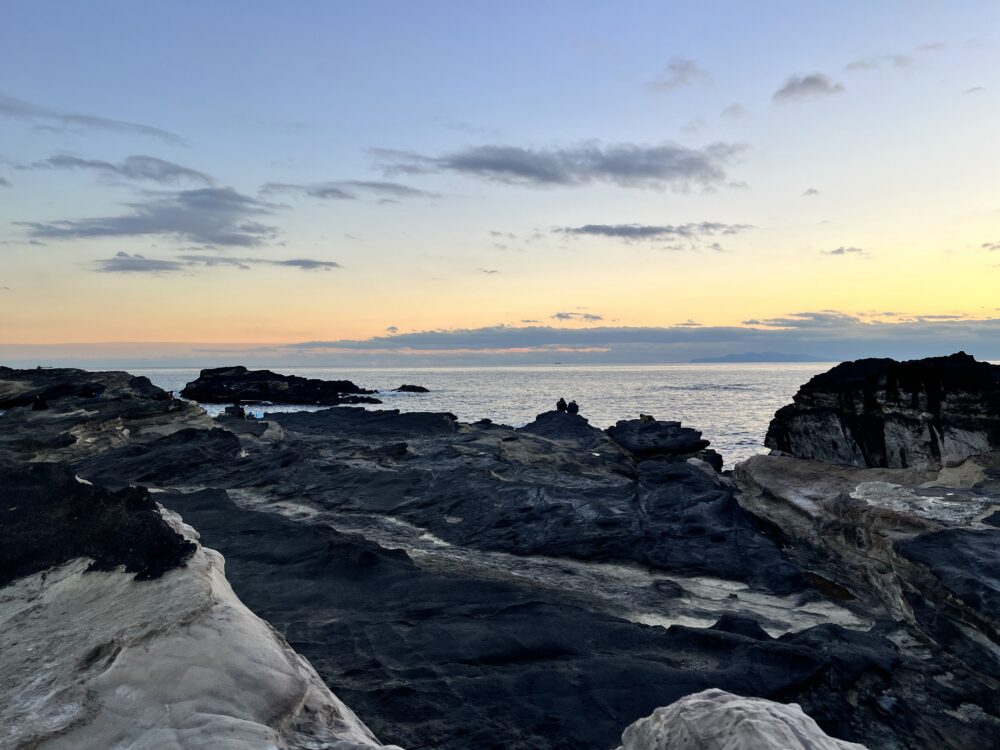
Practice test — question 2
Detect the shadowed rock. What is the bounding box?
[0,461,195,586]
[765,352,1000,469]
[393,384,429,393]
[180,366,382,405]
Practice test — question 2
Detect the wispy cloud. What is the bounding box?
[94,250,339,274]
[30,154,213,185]
[372,140,745,189]
[845,54,910,72]
[822,246,866,256]
[260,180,436,200]
[773,74,845,102]
[0,92,182,144]
[558,222,752,243]
[0,176,10,188]
[552,311,603,321]
[19,187,280,247]
[802,187,820,197]
[983,241,1000,251]
[478,268,500,274]
[646,58,710,92]
[962,86,986,95]
[720,103,746,120]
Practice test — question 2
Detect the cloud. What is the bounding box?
[720,103,746,120]
[558,222,752,243]
[822,246,866,256]
[916,42,947,53]
[372,141,744,189]
[257,312,1000,364]
[646,58,710,92]
[31,154,213,185]
[0,92,182,144]
[260,180,436,200]
[94,251,339,274]
[386,326,399,333]
[0,176,10,187]
[478,268,500,274]
[845,54,910,72]
[94,252,185,274]
[982,241,1000,252]
[19,187,280,247]
[552,311,604,322]
[962,86,986,95]
[773,74,845,102]
[802,187,820,197]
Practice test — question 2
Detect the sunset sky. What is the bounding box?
[2,1,999,364]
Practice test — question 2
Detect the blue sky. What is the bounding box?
[1,1,998,364]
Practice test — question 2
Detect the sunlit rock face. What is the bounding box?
[617,689,867,750]
[765,352,1000,469]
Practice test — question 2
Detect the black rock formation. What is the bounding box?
[765,352,1000,469]
[393,384,429,393]
[0,462,195,586]
[180,366,382,405]
[606,417,711,460]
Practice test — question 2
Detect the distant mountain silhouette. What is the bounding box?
[690,352,828,363]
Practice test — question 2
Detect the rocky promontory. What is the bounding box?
[180,365,382,405]
[765,352,1000,469]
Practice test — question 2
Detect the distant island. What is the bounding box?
[690,352,828,364]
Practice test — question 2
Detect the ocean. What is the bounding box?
[138,363,834,468]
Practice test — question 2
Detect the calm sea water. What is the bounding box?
[137,364,833,468]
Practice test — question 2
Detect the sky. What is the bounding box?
[1,1,999,365]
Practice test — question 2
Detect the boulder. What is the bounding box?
[606,417,711,460]
[180,366,381,406]
[393,384,429,393]
[765,352,1000,469]
[617,689,867,750]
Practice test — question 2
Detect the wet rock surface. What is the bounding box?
[3,362,1000,749]
[179,365,381,405]
[765,352,1000,469]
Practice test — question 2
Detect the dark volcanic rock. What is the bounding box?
[765,352,1000,469]
[606,417,711,460]
[895,529,1000,622]
[393,384,429,393]
[157,486,913,750]
[179,365,382,405]
[0,365,168,409]
[0,462,195,586]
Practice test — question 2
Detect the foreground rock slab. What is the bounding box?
[0,465,398,750]
[617,689,867,750]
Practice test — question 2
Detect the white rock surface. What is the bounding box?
[0,532,401,749]
[617,689,867,750]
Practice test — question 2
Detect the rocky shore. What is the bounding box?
[2,355,998,749]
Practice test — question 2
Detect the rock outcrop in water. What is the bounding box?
[617,689,867,750]
[180,365,382,405]
[393,384,429,392]
[765,352,1000,469]
[2,361,999,749]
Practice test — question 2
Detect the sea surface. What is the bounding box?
[139,363,834,468]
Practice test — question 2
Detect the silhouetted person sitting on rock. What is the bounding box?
[556,397,568,412]
[567,400,579,415]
